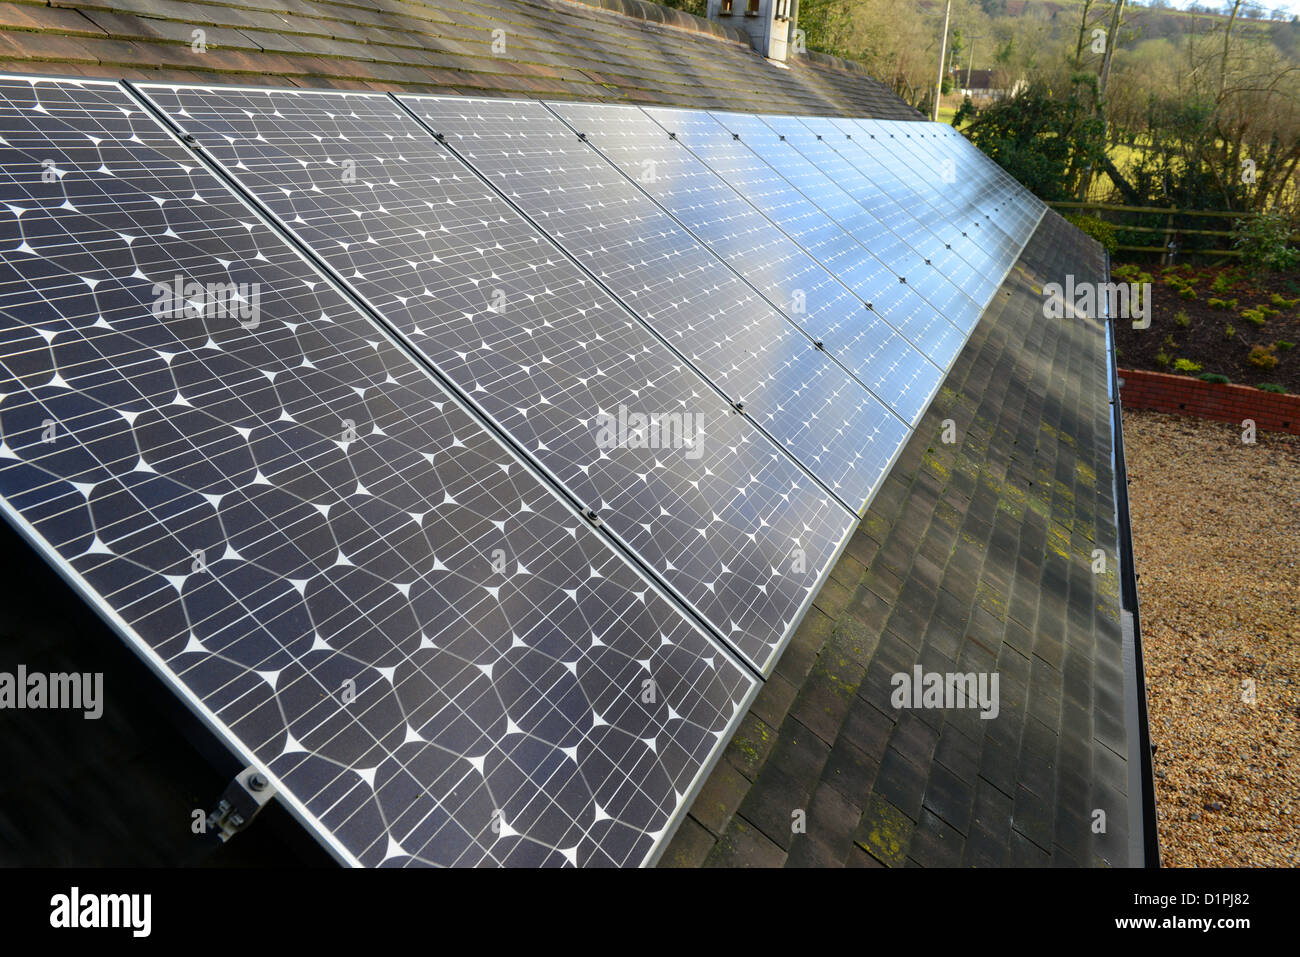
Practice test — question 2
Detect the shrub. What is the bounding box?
[1248,344,1279,369]
[1173,309,1190,328]
[1155,350,1171,369]
[1208,297,1238,310]
[1210,273,1234,294]
[1273,292,1300,309]
[1178,287,1197,300]
[1241,308,1267,326]
[1232,210,1300,274]
[1225,323,1236,339]
[1279,341,1296,351]
[1198,372,1231,384]
[1258,383,1287,394]
[1065,214,1118,254]
[1173,358,1202,373]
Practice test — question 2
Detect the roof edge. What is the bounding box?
[1104,251,1162,868]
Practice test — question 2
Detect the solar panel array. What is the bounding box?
[405,96,908,516]
[0,73,1044,867]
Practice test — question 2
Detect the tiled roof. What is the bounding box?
[660,212,1139,868]
[0,0,920,117]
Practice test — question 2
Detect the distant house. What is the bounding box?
[959,68,1026,101]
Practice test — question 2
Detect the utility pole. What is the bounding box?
[965,34,983,91]
[933,0,952,121]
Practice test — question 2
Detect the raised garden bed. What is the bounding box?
[1113,263,1300,395]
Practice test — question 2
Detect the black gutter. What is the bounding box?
[1105,251,1161,867]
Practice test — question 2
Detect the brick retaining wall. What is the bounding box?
[1118,368,1300,435]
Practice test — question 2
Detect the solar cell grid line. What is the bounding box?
[135,83,856,679]
[540,99,935,428]
[755,114,984,331]
[824,118,1023,286]
[706,110,968,369]
[0,74,759,868]
[641,107,963,386]
[399,93,911,518]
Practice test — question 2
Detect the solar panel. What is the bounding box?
[703,110,968,368]
[876,122,1034,241]
[804,116,1016,306]
[871,120,1044,243]
[754,114,984,331]
[542,100,938,428]
[644,107,972,382]
[137,84,855,678]
[400,94,910,516]
[638,105,949,425]
[0,75,758,867]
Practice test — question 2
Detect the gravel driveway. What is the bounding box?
[1124,409,1299,867]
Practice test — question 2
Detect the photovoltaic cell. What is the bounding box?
[543,100,937,428]
[402,94,910,516]
[0,75,757,867]
[703,110,968,368]
[139,84,854,678]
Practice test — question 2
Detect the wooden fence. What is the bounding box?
[1046,200,1298,260]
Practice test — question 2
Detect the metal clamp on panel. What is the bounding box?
[206,766,276,843]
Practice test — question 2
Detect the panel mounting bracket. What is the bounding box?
[206,766,276,843]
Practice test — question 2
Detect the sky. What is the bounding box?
[1162,0,1300,15]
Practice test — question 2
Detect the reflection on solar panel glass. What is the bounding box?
[403,95,909,516]
[0,76,756,867]
[803,117,1012,308]
[545,101,937,428]
[755,114,983,330]
[706,110,967,367]
[640,105,947,426]
[141,84,854,677]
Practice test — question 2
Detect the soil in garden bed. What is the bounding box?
[1112,263,1300,394]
